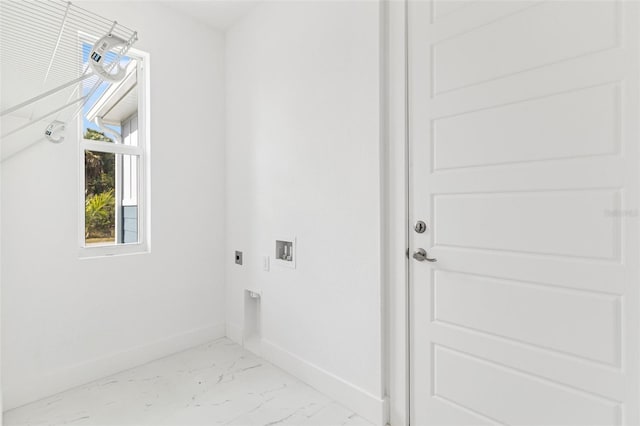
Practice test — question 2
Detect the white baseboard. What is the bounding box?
[4,323,226,411]
[239,334,386,426]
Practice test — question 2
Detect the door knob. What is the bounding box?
[413,248,437,262]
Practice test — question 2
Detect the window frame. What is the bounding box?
[78,44,150,258]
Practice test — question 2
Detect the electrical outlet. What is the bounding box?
[263,256,270,271]
[235,251,243,265]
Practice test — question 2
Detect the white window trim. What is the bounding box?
[78,45,150,258]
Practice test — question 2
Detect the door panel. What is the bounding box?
[434,190,620,259]
[432,2,619,94]
[408,1,639,424]
[434,345,621,426]
[432,84,620,171]
[433,270,620,366]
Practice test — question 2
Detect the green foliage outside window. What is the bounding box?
[84,129,116,243]
[85,189,115,239]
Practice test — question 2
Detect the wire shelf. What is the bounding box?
[0,0,138,157]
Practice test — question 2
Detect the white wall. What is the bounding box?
[225,2,385,424]
[0,194,2,423]
[1,1,226,410]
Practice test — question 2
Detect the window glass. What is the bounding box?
[81,42,134,144]
[79,40,146,255]
[84,150,140,246]
[84,150,115,245]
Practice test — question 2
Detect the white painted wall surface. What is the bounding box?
[1,97,3,420]
[1,1,226,409]
[225,1,384,423]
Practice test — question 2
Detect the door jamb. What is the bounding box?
[384,0,410,425]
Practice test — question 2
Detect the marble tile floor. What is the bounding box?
[4,338,374,426]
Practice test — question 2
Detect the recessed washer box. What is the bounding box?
[275,238,296,269]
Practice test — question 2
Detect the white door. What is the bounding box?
[408,1,640,424]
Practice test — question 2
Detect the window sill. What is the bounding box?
[78,242,149,259]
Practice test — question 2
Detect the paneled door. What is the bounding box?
[408,1,640,424]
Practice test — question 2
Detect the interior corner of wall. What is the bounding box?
[225,323,243,344]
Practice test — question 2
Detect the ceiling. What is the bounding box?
[161,1,262,31]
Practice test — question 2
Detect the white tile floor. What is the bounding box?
[4,338,374,426]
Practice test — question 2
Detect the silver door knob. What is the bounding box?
[413,248,437,262]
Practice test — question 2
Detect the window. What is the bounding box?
[79,42,149,256]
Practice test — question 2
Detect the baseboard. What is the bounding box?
[244,336,386,426]
[3,323,226,411]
